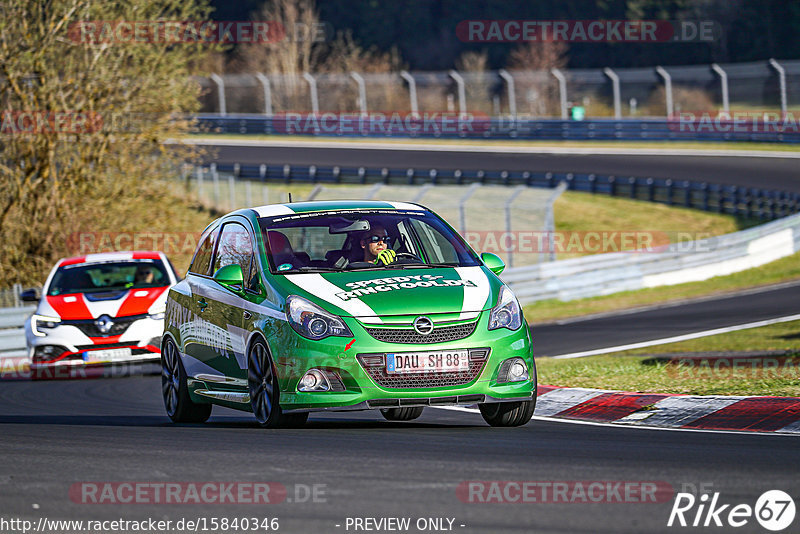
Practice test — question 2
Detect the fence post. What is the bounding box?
[400,71,419,115]
[769,59,788,116]
[665,179,674,206]
[255,73,273,116]
[209,74,227,116]
[211,164,220,209]
[504,186,525,268]
[655,66,673,117]
[245,179,253,205]
[603,68,621,119]
[545,182,568,262]
[303,72,319,115]
[364,183,383,200]
[551,68,568,119]
[458,183,481,234]
[448,70,467,117]
[351,71,368,117]
[413,183,433,203]
[710,64,729,113]
[228,174,236,211]
[196,166,204,200]
[498,69,516,119]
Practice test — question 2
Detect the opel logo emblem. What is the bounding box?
[413,316,434,335]
[94,315,114,334]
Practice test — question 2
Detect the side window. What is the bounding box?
[409,219,459,263]
[189,226,219,276]
[213,223,255,289]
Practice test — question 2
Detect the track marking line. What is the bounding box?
[549,313,800,359]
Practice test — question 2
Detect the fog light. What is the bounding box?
[498,357,529,383]
[298,369,331,392]
[509,361,528,381]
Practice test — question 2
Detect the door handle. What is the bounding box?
[243,310,252,320]
[197,298,208,311]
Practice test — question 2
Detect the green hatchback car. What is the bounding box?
[161,201,536,428]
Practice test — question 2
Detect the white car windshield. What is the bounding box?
[258,210,481,273]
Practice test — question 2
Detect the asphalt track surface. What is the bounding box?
[203,143,800,193]
[1,376,798,534]
[533,281,800,357]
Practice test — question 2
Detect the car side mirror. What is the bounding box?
[213,264,244,288]
[480,252,505,275]
[20,288,40,302]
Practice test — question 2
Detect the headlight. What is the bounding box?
[488,286,522,331]
[149,303,166,320]
[31,314,61,337]
[286,295,353,340]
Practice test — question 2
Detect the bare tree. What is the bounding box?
[507,41,569,117]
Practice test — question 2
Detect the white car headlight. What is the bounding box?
[31,314,61,337]
[488,286,522,331]
[286,295,353,341]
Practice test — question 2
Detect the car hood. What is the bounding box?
[39,287,169,320]
[276,266,501,321]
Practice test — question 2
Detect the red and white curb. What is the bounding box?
[535,385,800,434]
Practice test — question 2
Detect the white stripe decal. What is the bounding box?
[387,201,424,211]
[777,420,800,434]
[455,267,490,319]
[85,252,133,262]
[284,274,383,323]
[82,292,124,319]
[533,388,608,417]
[253,205,294,217]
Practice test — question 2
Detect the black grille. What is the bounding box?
[365,321,477,344]
[66,315,145,337]
[357,352,487,389]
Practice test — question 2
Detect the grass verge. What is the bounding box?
[537,320,800,396]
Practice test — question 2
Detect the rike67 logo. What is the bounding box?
[668,490,795,531]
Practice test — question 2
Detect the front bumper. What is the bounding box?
[25,316,164,371]
[234,311,535,413]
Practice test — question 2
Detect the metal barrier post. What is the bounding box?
[711,64,730,113]
[229,175,236,211]
[209,74,227,116]
[498,69,516,119]
[551,68,568,119]
[400,71,419,115]
[351,71,368,117]
[655,66,673,117]
[255,73,273,116]
[303,72,319,115]
[504,186,525,268]
[448,70,467,117]
[458,183,481,235]
[603,68,621,119]
[545,182,568,262]
[211,164,220,209]
[769,58,788,115]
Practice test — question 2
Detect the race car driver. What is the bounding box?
[360,225,397,265]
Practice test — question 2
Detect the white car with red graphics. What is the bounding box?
[23,251,179,376]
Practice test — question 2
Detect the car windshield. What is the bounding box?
[47,260,169,296]
[258,209,481,273]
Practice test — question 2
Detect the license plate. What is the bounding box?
[386,350,470,374]
[82,348,132,363]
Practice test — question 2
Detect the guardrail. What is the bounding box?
[196,163,800,221]
[0,306,33,359]
[196,115,800,144]
[504,212,800,304]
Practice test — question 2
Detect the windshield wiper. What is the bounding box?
[281,266,343,273]
[383,262,458,269]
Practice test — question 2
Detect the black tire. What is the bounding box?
[479,400,535,427]
[380,407,424,421]
[161,338,212,423]
[248,339,308,429]
[480,359,538,427]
